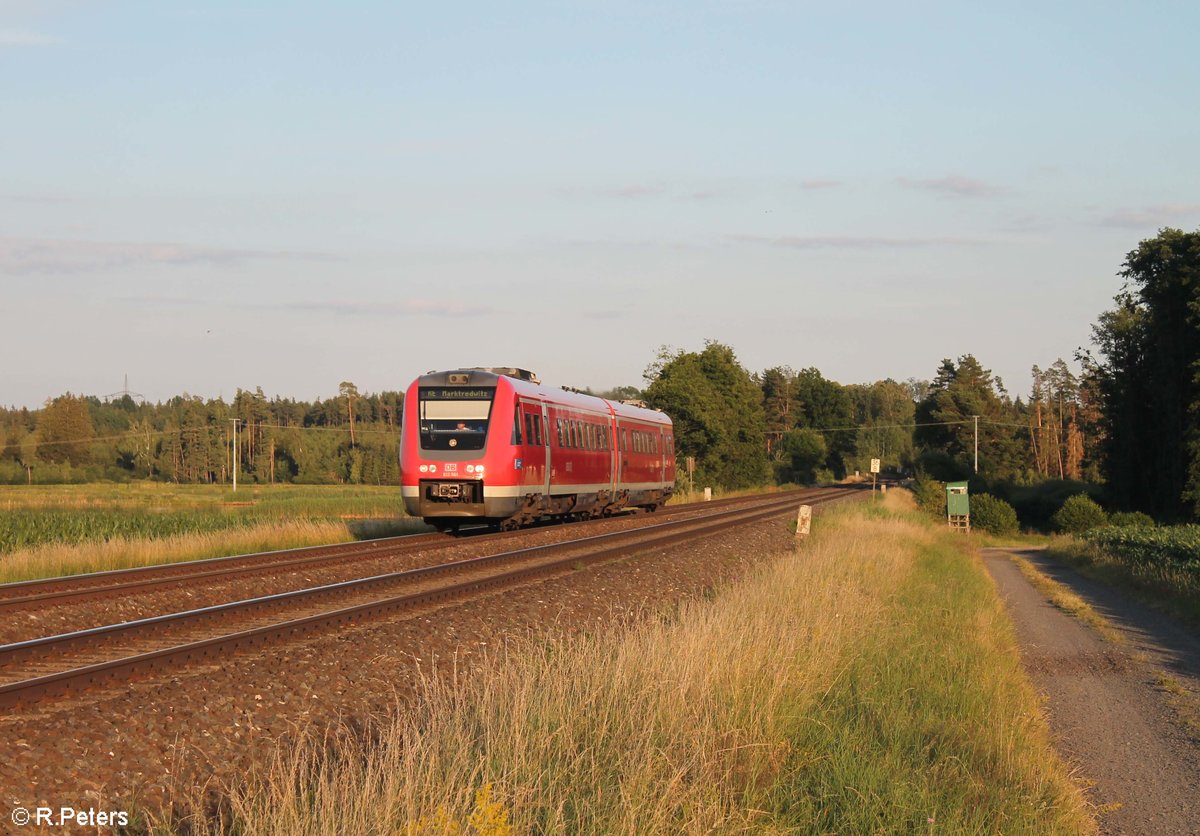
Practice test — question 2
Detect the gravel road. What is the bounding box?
[984,547,1200,835]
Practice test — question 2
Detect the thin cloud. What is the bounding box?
[0,237,338,274]
[581,309,626,320]
[613,184,666,199]
[1098,204,1200,229]
[279,300,494,317]
[115,296,495,318]
[798,179,842,190]
[0,192,74,204]
[896,175,1004,198]
[729,233,984,250]
[0,29,59,46]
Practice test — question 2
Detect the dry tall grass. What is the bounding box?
[202,490,1091,834]
[0,519,422,586]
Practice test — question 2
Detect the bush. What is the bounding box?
[1052,495,1108,534]
[970,494,1019,535]
[911,476,946,519]
[1003,480,1104,531]
[1109,511,1156,528]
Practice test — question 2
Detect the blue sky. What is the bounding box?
[2,0,1198,408]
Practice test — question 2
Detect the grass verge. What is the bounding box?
[188,490,1092,834]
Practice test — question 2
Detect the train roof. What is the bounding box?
[413,368,671,426]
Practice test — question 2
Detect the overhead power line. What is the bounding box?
[8,421,399,451]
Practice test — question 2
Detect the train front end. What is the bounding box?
[400,369,521,528]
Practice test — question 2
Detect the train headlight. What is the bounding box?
[428,464,437,473]
[419,465,428,473]
[476,465,484,475]
[466,465,475,473]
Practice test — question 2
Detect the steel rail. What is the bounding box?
[0,490,845,668]
[0,488,821,613]
[0,488,858,708]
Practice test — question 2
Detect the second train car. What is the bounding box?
[400,367,675,530]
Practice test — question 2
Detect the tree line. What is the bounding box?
[0,383,403,486]
[640,342,1101,495]
[642,227,1199,524]
[3,227,1196,520]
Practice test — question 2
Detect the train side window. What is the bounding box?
[621,428,627,451]
[556,418,563,447]
[534,415,543,446]
[587,424,595,450]
[523,413,532,445]
[512,412,522,445]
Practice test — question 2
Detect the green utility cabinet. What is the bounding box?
[946,481,970,533]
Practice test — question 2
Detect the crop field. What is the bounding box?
[0,483,420,584]
[0,483,408,552]
[1047,525,1200,625]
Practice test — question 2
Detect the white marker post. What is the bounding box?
[870,458,880,496]
[795,504,812,538]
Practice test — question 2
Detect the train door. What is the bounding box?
[540,402,551,494]
[617,422,627,486]
[658,428,666,484]
[519,401,549,496]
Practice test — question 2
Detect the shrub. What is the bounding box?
[911,476,946,520]
[1003,480,1104,530]
[1109,511,1156,528]
[970,494,1019,535]
[1052,495,1108,534]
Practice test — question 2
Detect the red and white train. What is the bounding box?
[400,367,676,530]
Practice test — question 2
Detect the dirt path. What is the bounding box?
[983,547,1200,835]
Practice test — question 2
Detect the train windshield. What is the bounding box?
[417,387,495,451]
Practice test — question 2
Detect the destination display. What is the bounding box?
[419,387,495,401]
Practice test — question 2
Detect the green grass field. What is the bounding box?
[0,483,408,554]
[0,483,421,584]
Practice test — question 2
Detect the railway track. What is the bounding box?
[0,487,859,709]
[0,489,822,615]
